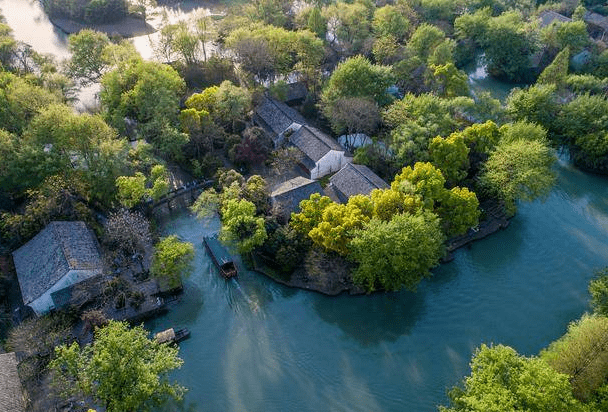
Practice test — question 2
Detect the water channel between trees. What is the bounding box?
[4,1,608,409]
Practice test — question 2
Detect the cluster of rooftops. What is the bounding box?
[254,94,389,219]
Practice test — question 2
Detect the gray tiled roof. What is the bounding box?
[12,221,102,305]
[538,10,571,28]
[0,353,25,412]
[271,177,322,216]
[289,125,344,164]
[585,11,608,31]
[329,163,389,203]
[254,97,307,143]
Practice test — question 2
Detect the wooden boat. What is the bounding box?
[203,235,238,279]
[155,327,191,344]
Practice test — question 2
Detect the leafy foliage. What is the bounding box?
[151,235,194,288]
[220,198,267,253]
[440,344,585,412]
[480,137,555,215]
[350,210,444,292]
[50,321,184,412]
[541,314,608,401]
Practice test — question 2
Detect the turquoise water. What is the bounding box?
[150,156,608,411]
[4,3,608,408]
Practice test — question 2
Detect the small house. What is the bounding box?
[327,163,389,203]
[253,96,307,147]
[270,176,323,220]
[12,221,103,316]
[0,352,26,412]
[288,125,351,180]
[538,10,572,28]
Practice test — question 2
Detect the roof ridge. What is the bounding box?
[299,125,332,151]
[349,163,375,186]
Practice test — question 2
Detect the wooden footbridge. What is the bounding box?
[150,179,214,216]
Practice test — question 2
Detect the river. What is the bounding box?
[3,2,608,410]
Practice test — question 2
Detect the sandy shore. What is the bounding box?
[50,15,156,37]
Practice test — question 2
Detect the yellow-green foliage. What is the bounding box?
[541,314,608,401]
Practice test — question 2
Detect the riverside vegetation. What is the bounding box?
[0,0,607,409]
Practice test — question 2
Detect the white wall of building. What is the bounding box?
[310,151,352,180]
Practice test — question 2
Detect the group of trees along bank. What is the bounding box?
[1,0,608,409]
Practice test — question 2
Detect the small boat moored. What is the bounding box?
[203,235,238,279]
[154,327,191,345]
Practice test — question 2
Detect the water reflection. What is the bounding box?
[313,291,426,346]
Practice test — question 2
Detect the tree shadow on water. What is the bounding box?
[312,289,427,347]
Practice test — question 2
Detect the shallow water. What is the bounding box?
[150,156,608,411]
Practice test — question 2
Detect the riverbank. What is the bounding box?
[50,15,155,37]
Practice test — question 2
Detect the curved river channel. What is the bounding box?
[2,1,608,409]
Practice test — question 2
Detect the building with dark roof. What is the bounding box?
[0,352,26,412]
[284,82,308,106]
[253,96,307,147]
[538,10,572,28]
[327,163,389,203]
[12,221,103,316]
[270,176,323,220]
[289,125,351,179]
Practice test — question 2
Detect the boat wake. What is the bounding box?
[226,277,260,315]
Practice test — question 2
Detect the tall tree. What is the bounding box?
[49,321,185,412]
[350,210,444,292]
[440,344,585,412]
[480,138,555,215]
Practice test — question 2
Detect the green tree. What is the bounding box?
[506,84,559,133]
[350,210,444,292]
[479,11,536,82]
[370,188,422,221]
[50,321,184,412]
[440,344,585,412]
[372,5,410,41]
[151,235,195,288]
[541,314,608,401]
[0,71,62,134]
[392,162,446,209]
[406,24,446,62]
[537,47,570,88]
[116,172,147,208]
[321,55,394,109]
[324,1,372,54]
[437,187,480,237]
[100,59,185,136]
[308,195,373,255]
[480,138,555,215]
[66,29,111,85]
[290,193,333,234]
[220,198,267,253]
[429,132,470,185]
[427,63,469,97]
[307,7,326,39]
[589,268,608,317]
[24,104,129,203]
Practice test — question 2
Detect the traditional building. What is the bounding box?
[12,221,103,316]
[288,125,351,180]
[0,352,26,412]
[270,176,323,220]
[327,163,389,203]
[253,96,307,147]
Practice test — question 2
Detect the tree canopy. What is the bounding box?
[50,321,185,412]
[440,344,585,412]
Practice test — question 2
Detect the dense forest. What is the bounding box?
[0,0,608,409]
